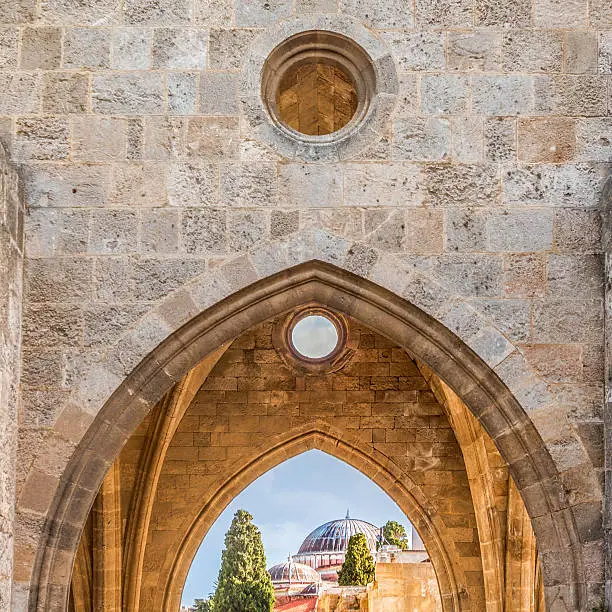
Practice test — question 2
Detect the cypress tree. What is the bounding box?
[337,533,375,586]
[212,509,274,612]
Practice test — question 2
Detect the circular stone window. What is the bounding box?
[291,314,339,359]
[262,31,377,141]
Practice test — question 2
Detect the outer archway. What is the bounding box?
[26,261,587,611]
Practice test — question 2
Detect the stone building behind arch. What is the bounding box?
[0,0,610,609]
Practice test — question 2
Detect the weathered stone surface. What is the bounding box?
[63,27,111,69]
[565,31,598,74]
[181,209,227,255]
[534,0,587,27]
[485,117,515,162]
[472,76,533,115]
[415,0,472,27]
[72,117,127,161]
[424,164,500,207]
[517,117,576,163]
[111,28,151,70]
[278,164,342,208]
[42,73,88,114]
[447,32,501,72]
[14,118,69,161]
[340,0,413,28]
[140,210,180,254]
[220,163,278,207]
[0,28,18,68]
[208,29,257,71]
[381,32,445,72]
[40,0,121,24]
[392,118,451,161]
[92,73,164,115]
[452,117,483,163]
[200,73,239,115]
[185,117,240,159]
[421,76,469,115]
[501,30,563,72]
[167,163,218,207]
[235,0,292,26]
[534,75,608,116]
[20,27,61,69]
[124,0,192,24]
[167,73,198,115]
[89,210,139,254]
[152,28,207,69]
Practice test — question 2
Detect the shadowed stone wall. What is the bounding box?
[0,0,608,608]
[0,145,23,607]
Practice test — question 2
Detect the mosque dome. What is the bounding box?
[297,512,379,555]
[268,559,321,584]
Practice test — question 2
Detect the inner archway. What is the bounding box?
[28,262,584,611]
[182,449,438,610]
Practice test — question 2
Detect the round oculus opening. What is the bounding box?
[290,314,339,360]
[275,60,358,136]
[262,31,376,140]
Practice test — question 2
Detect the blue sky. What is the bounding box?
[181,449,412,606]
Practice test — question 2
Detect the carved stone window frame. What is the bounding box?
[241,15,398,162]
[272,305,357,375]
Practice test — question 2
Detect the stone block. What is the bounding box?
[502,163,606,208]
[421,76,470,115]
[140,209,180,254]
[473,299,531,342]
[124,0,192,24]
[185,117,240,160]
[63,27,111,69]
[42,72,88,114]
[20,27,61,69]
[534,0,587,27]
[472,76,533,115]
[503,254,546,297]
[517,117,576,163]
[40,0,121,24]
[109,162,167,206]
[167,163,218,207]
[381,32,445,72]
[131,257,205,301]
[340,0,413,28]
[424,164,500,207]
[152,28,207,69]
[501,30,562,73]
[533,298,603,343]
[599,33,612,74]
[14,118,69,161]
[564,31,597,74]
[26,208,90,256]
[432,254,504,297]
[0,0,36,22]
[447,32,501,72]
[343,163,424,207]
[271,210,299,239]
[92,72,164,115]
[364,209,405,252]
[200,72,239,115]
[589,0,612,27]
[23,303,84,349]
[522,345,583,383]
[278,163,342,208]
[93,257,133,301]
[182,208,227,255]
[235,0,293,26]
[196,0,234,25]
[72,117,127,161]
[0,27,18,68]
[127,118,144,159]
[296,0,337,11]
[24,163,110,208]
[25,257,92,303]
[0,73,39,114]
[89,209,138,254]
[475,0,531,25]
[393,75,418,119]
[220,163,278,207]
[403,209,443,254]
[392,118,451,161]
[547,254,603,299]
[111,28,151,69]
[415,0,473,26]
[167,72,198,115]
[534,75,608,116]
[575,119,612,162]
[144,117,185,160]
[554,209,601,254]
[484,117,515,162]
[228,210,269,252]
[209,29,257,71]
[486,209,553,252]
[445,208,488,252]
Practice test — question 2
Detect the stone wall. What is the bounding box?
[0,144,23,607]
[0,0,608,608]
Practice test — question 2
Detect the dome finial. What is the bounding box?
[346,508,350,519]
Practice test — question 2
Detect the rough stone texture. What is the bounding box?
[0,145,23,609]
[0,0,604,609]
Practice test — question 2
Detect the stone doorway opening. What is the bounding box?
[28,262,585,611]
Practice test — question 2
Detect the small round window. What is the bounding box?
[290,314,339,360]
[261,30,376,141]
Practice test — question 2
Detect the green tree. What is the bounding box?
[337,533,375,586]
[380,520,408,550]
[194,598,214,612]
[211,509,274,612]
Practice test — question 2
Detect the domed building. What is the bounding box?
[268,559,321,588]
[292,512,380,582]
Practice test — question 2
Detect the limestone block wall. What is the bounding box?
[0,145,23,607]
[0,0,607,607]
